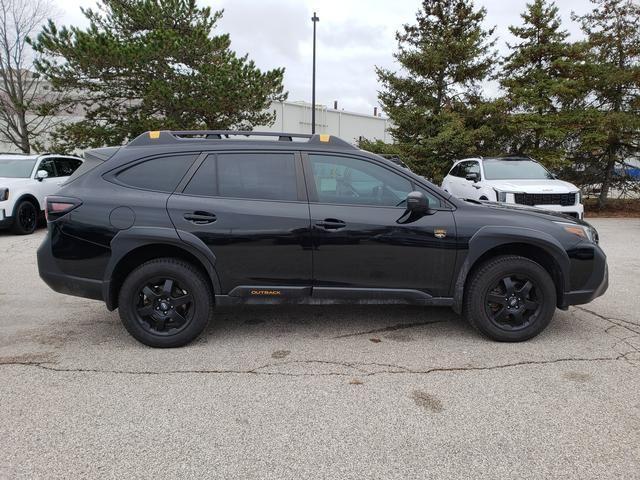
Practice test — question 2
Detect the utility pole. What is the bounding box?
[311,11,319,134]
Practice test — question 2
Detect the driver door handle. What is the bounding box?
[315,218,346,230]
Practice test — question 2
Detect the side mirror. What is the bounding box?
[466,172,479,182]
[35,170,49,181]
[406,191,430,214]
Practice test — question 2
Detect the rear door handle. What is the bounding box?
[183,211,217,224]
[315,218,346,230]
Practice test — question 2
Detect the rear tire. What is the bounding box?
[11,200,38,235]
[463,255,556,342]
[118,257,213,348]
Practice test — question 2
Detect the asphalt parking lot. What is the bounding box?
[1,218,639,479]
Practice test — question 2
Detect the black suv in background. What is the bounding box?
[37,131,608,347]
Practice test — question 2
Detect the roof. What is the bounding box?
[126,130,358,151]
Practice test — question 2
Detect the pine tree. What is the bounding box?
[500,0,575,168]
[376,0,497,181]
[571,0,640,207]
[29,0,287,150]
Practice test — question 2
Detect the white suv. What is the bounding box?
[441,156,584,219]
[0,153,84,234]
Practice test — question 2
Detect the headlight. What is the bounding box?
[0,188,8,201]
[494,188,507,202]
[574,191,581,204]
[555,221,598,243]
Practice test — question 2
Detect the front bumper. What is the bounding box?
[37,231,104,302]
[560,243,608,308]
[0,208,12,229]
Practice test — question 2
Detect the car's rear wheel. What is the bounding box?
[118,257,212,348]
[12,200,38,235]
[463,255,556,342]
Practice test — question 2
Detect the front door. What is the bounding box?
[167,151,312,297]
[303,153,457,299]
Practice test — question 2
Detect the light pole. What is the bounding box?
[311,11,319,134]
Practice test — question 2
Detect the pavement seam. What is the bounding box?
[0,353,635,377]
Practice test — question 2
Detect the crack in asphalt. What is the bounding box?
[573,306,640,332]
[0,353,635,378]
[332,320,448,339]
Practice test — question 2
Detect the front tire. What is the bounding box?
[463,255,556,342]
[118,258,213,348]
[11,200,38,235]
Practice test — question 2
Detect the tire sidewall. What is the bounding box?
[466,258,556,342]
[12,201,37,235]
[118,259,212,348]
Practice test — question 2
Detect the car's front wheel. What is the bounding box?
[463,255,557,342]
[118,257,213,347]
[11,200,38,235]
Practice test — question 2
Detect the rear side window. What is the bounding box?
[54,158,83,176]
[184,153,298,201]
[116,155,197,192]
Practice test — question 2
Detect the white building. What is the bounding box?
[257,100,393,144]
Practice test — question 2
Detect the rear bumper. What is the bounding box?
[37,232,104,302]
[560,244,608,308]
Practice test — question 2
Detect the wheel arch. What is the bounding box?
[104,227,221,310]
[452,226,570,313]
[12,193,41,215]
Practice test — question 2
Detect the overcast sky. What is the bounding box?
[57,0,596,116]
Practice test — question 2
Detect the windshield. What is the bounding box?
[483,159,553,180]
[0,158,36,178]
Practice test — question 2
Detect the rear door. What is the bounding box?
[303,153,457,299]
[167,151,312,298]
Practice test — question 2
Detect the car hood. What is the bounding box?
[472,199,591,227]
[485,178,578,193]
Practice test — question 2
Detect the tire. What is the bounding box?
[11,200,38,235]
[463,255,556,342]
[118,257,213,348]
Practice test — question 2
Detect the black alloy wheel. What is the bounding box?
[12,201,37,235]
[463,255,557,342]
[118,258,212,348]
[134,277,194,335]
[484,275,542,331]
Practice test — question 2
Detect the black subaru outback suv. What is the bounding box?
[37,131,608,347]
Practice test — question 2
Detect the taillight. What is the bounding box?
[45,196,82,222]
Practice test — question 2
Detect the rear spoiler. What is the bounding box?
[83,146,120,162]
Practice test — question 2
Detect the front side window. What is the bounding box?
[38,158,57,177]
[0,158,36,178]
[458,161,480,178]
[184,153,298,201]
[483,159,553,180]
[309,154,412,207]
[116,154,197,192]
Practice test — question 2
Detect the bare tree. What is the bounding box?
[0,0,55,153]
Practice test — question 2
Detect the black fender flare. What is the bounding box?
[103,226,221,309]
[452,225,570,313]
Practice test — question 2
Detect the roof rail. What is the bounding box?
[127,130,357,149]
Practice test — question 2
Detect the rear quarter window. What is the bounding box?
[115,154,198,192]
